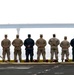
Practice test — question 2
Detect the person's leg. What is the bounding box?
[7,49,10,62]
[42,49,46,62]
[55,50,58,62]
[3,50,6,62]
[37,50,41,62]
[26,50,29,62]
[61,51,64,62]
[14,50,17,62]
[18,50,21,62]
[66,50,69,61]
[30,50,33,62]
[51,50,54,62]
[72,48,74,61]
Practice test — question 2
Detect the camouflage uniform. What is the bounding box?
[12,35,23,62]
[1,35,11,62]
[60,37,70,62]
[48,37,60,62]
[36,35,47,61]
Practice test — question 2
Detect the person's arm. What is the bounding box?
[67,42,70,48]
[42,40,47,47]
[70,40,73,47]
[36,40,40,47]
[24,40,27,47]
[1,41,3,47]
[48,39,52,45]
[30,40,34,47]
[20,40,23,46]
[57,39,60,45]
[12,40,15,46]
[60,42,62,47]
[6,40,11,48]
[36,40,38,46]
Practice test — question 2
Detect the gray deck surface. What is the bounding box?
[0,62,74,75]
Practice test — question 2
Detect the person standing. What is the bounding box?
[70,37,74,61]
[12,35,23,62]
[24,34,34,62]
[1,34,11,62]
[36,34,47,62]
[48,34,60,62]
[60,36,70,62]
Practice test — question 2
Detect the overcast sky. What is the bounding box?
[0,0,74,24]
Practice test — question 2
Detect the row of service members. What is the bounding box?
[1,34,74,62]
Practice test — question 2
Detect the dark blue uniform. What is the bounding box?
[24,37,34,62]
[70,38,74,61]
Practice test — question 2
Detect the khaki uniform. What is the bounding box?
[60,40,70,61]
[1,39,11,61]
[36,38,47,61]
[12,38,23,62]
[48,37,60,61]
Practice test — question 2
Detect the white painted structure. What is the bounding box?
[0,24,74,28]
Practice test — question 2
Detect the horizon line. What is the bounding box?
[0,24,74,28]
